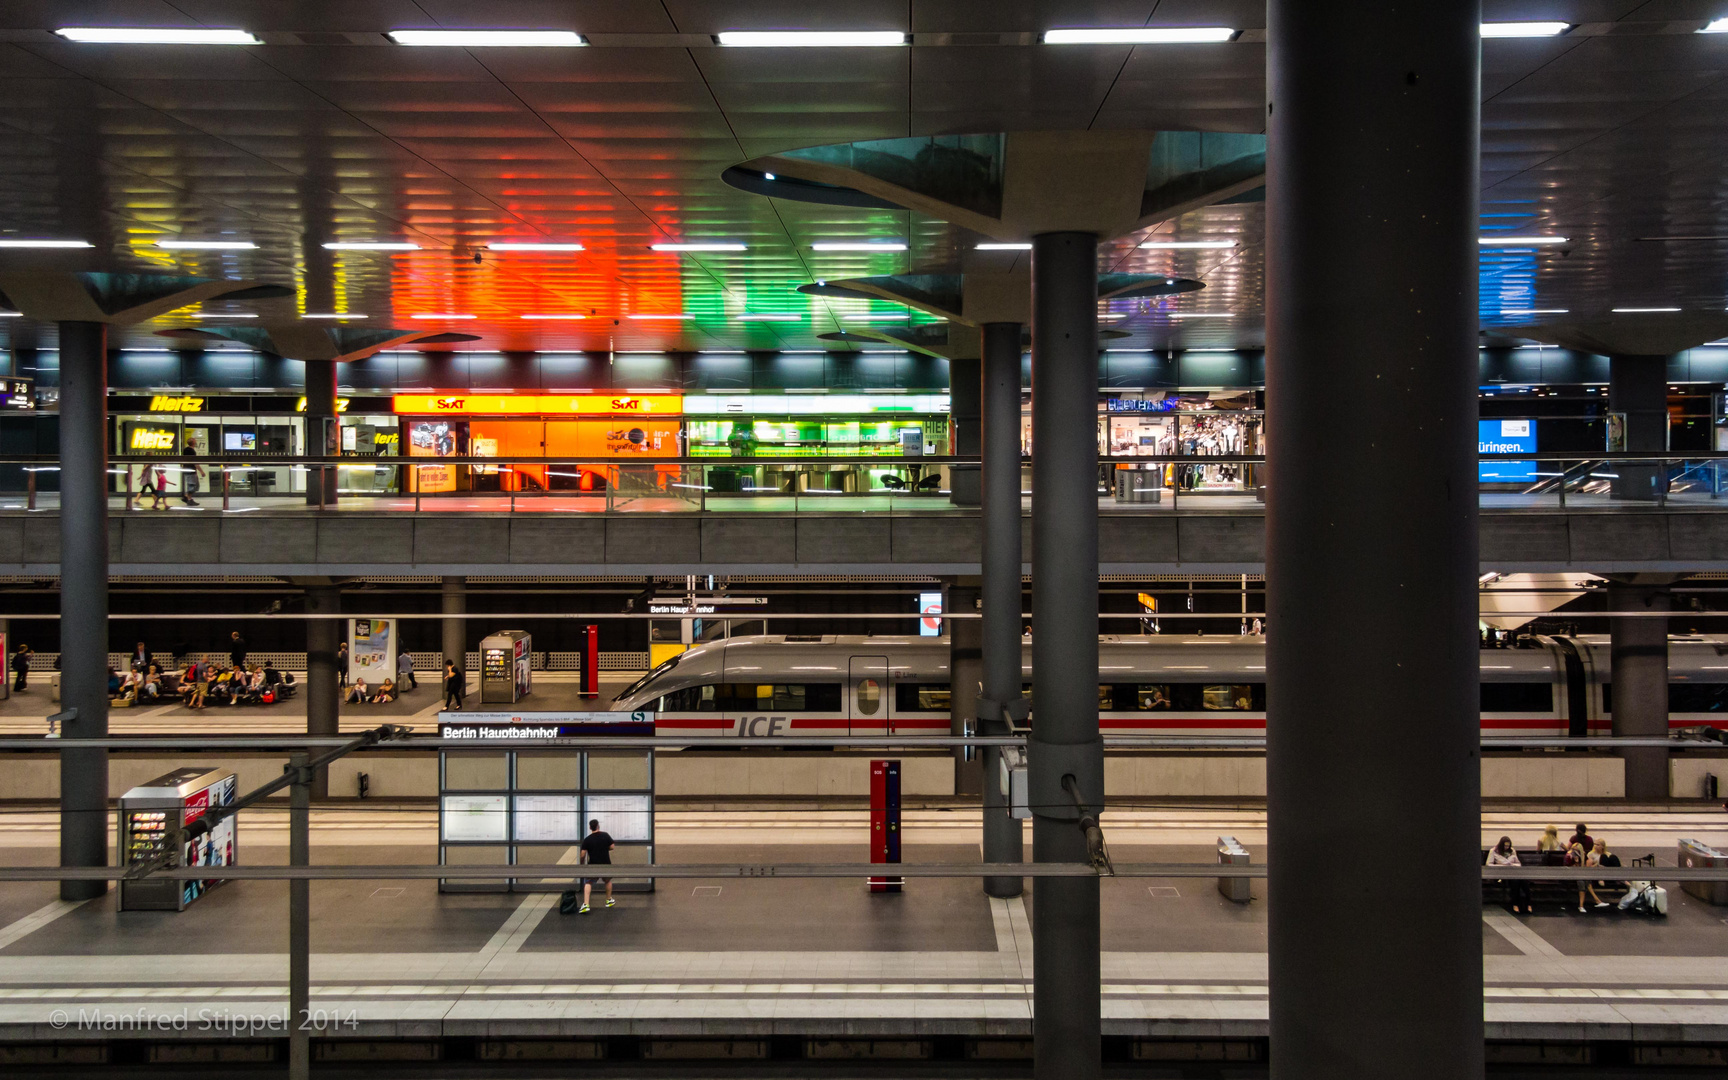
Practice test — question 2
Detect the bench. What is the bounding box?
[1481,848,1654,910]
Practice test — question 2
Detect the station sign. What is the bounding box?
[438,712,653,739]
[1478,418,1538,482]
[0,377,32,411]
[393,393,681,416]
[649,596,767,616]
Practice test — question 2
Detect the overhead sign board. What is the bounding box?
[1478,418,1538,483]
[148,394,205,412]
[393,393,682,416]
[0,377,33,411]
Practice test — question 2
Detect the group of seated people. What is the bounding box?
[108,660,296,709]
[1486,823,1631,914]
[344,676,398,705]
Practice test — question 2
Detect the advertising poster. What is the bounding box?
[349,619,398,684]
[1606,412,1627,453]
[181,775,237,905]
[513,635,533,699]
[1477,419,1538,483]
[1,630,8,700]
[408,420,459,492]
[918,591,944,637]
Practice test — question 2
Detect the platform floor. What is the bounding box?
[0,809,1724,1044]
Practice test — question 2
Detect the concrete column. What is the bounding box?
[980,320,1026,898]
[304,358,338,507]
[1609,354,1669,501]
[57,320,110,901]
[947,581,982,795]
[305,585,341,800]
[1029,232,1102,1080]
[948,356,982,506]
[1266,1,1483,1076]
[1609,580,1670,799]
[442,577,466,682]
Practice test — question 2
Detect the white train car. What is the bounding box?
[613,633,1728,741]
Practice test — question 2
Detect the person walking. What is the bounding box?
[11,641,30,692]
[228,630,247,672]
[562,819,615,915]
[397,649,416,691]
[443,660,464,710]
[179,446,205,507]
[337,641,350,688]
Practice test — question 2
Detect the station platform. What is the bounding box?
[0,807,1725,1067]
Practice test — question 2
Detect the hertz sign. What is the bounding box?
[130,428,177,451]
[149,394,205,412]
[392,393,682,416]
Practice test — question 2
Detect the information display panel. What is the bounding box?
[513,794,580,842]
[441,795,508,842]
[585,794,652,842]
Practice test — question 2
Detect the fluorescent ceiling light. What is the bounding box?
[157,240,256,250]
[388,30,586,47]
[303,313,367,319]
[1700,18,1728,33]
[1043,27,1235,45]
[1141,239,1236,249]
[627,313,693,320]
[184,312,259,319]
[1478,235,1567,246]
[1612,307,1681,313]
[411,313,477,320]
[322,241,420,251]
[0,239,93,249]
[1500,309,1568,315]
[55,27,261,45]
[1098,314,1126,321]
[652,242,746,252]
[520,314,586,320]
[975,243,1032,250]
[844,313,909,321]
[716,31,907,47]
[1167,312,1233,319]
[488,242,584,251]
[1480,22,1570,38]
[812,241,907,251]
[738,313,801,321]
[0,311,21,317]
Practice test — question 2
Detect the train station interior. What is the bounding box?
[3,2,1728,1077]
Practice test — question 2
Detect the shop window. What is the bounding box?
[894,683,951,711]
[857,679,881,716]
[1479,682,1553,712]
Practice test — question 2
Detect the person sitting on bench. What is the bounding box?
[1487,836,1530,914]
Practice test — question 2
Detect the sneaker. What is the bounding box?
[579,903,590,914]
[1595,901,1609,908]
[605,898,616,908]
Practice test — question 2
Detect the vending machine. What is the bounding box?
[479,630,533,704]
[117,768,239,911]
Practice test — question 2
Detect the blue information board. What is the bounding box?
[1478,419,1538,482]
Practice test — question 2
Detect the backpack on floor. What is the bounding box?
[559,890,578,915]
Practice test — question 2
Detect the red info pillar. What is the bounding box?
[869,759,902,892]
[582,624,600,698]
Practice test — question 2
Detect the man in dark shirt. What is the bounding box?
[571,819,615,915]
[228,631,247,671]
[1569,824,1594,854]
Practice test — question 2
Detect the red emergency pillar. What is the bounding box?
[581,624,600,698]
[869,759,902,893]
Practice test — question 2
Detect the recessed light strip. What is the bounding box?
[1141,240,1236,250]
[1480,22,1571,38]
[1479,235,1567,246]
[1044,27,1235,44]
[1612,307,1681,313]
[55,28,261,45]
[0,239,93,249]
[157,240,256,250]
[323,242,420,251]
[519,314,586,320]
[975,243,1032,251]
[811,242,907,251]
[716,31,907,47]
[304,314,367,319]
[652,242,747,252]
[388,30,586,47]
[411,313,477,320]
[488,242,584,251]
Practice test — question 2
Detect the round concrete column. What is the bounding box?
[1266,0,1484,1074]
[57,320,111,901]
[303,358,338,507]
[1029,232,1102,1080]
[1609,581,1671,799]
[305,585,341,799]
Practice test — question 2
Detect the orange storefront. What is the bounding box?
[395,394,683,493]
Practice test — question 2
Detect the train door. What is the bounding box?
[849,656,888,737]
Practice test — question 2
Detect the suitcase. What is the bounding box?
[1650,885,1668,916]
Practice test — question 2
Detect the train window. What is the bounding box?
[658,685,718,711]
[1480,682,1553,712]
[1201,685,1257,711]
[894,683,951,711]
[1670,683,1728,713]
[1098,685,1113,710]
[857,679,881,715]
[708,683,841,711]
[1139,685,1172,710]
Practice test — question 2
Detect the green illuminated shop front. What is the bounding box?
[683,393,951,494]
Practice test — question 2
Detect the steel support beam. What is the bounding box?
[305,585,341,800]
[949,356,982,506]
[57,320,109,902]
[948,581,983,795]
[288,751,310,1080]
[303,358,338,507]
[1029,234,1102,1080]
[1266,1,1484,1076]
[980,320,1026,899]
[1609,580,1671,799]
[1609,354,1668,501]
[442,576,466,689]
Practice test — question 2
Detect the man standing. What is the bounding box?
[397,649,416,690]
[11,641,30,692]
[564,818,615,915]
[228,631,247,672]
[443,660,464,711]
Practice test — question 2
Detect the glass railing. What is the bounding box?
[0,454,1724,513]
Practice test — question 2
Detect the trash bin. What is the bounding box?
[1114,468,1162,504]
[1217,835,1252,903]
[1679,839,1728,905]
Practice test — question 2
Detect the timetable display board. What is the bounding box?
[437,712,655,893]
